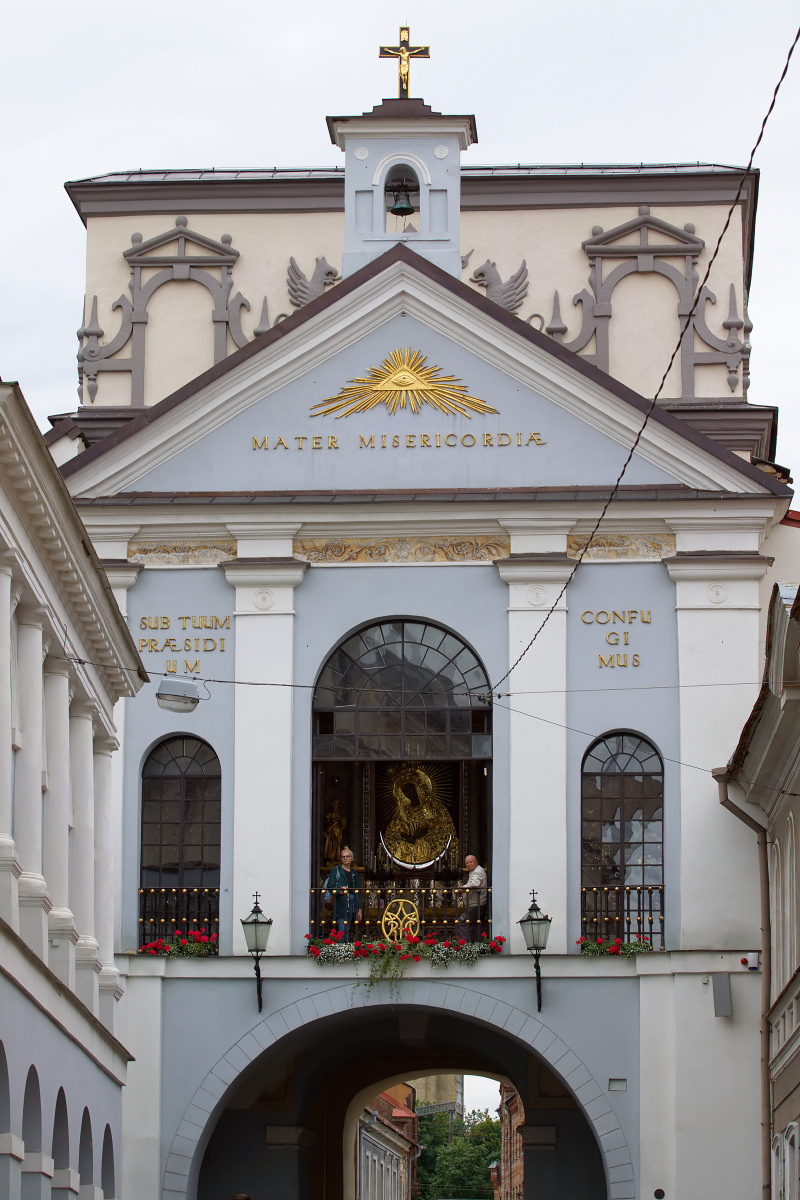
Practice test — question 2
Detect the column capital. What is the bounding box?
[0,548,20,577]
[495,554,573,613]
[70,698,100,722]
[43,655,72,679]
[498,517,575,556]
[101,561,143,591]
[93,733,119,756]
[222,556,308,615]
[225,520,302,559]
[16,604,48,628]
[663,550,771,582]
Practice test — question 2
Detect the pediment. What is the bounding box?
[582,209,705,258]
[62,249,780,501]
[123,216,239,267]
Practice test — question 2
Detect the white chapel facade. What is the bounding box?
[27,59,800,1200]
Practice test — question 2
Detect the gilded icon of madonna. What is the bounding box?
[380,763,458,869]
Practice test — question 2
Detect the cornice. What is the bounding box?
[221,557,308,589]
[0,383,146,700]
[663,551,771,582]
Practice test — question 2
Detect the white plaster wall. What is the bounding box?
[760,521,800,652]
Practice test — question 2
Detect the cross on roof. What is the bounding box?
[379,26,429,99]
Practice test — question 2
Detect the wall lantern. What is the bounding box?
[240,892,273,1012]
[518,890,552,1012]
[155,676,200,713]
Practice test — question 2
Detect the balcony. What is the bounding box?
[581,884,664,950]
[309,883,492,941]
[139,887,220,948]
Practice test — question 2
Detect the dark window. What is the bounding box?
[140,737,221,888]
[581,732,664,946]
[312,620,492,760]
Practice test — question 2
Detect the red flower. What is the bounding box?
[180,939,187,947]
[304,933,310,940]
[401,954,410,960]
[597,938,603,945]
[481,932,488,938]
[323,938,332,945]
[200,936,208,943]
[354,941,361,948]
[615,938,621,945]
[310,946,320,957]
[149,949,157,955]
[443,941,451,949]
[211,933,217,941]
[413,955,420,962]
[458,939,466,947]
[643,936,649,941]
[372,948,379,956]
[489,941,498,950]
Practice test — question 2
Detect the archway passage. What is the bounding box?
[311,620,493,940]
[196,1004,608,1200]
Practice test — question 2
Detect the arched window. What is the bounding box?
[0,1044,9,1135]
[313,620,491,761]
[139,737,221,946]
[101,1126,116,1199]
[785,817,797,984]
[581,732,664,947]
[79,1109,93,1185]
[311,620,492,935]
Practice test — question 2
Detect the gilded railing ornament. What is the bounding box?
[381,898,421,942]
[311,348,497,419]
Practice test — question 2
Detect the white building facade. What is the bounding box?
[31,88,800,1200]
[0,382,145,1199]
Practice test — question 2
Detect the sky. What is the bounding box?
[464,1074,502,1115]
[1,2,799,467]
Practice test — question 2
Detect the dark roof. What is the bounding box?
[60,242,791,500]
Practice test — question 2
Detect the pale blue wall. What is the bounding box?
[130,315,680,495]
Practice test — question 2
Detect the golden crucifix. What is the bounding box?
[379,27,430,99]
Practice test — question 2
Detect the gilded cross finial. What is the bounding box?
[379,26,430,99]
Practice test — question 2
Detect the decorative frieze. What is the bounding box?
[128,540,236,567]
[293,535,510,564]
[566,532,676,561]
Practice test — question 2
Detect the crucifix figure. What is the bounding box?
[379,27,430,99]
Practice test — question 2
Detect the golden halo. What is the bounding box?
[310,348,498,420]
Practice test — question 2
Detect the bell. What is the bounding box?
[390,190,414,218]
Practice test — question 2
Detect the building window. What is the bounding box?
[580,732,664,947]
[139,736,221,946]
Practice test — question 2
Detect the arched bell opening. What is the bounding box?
[310,619,493,942]
[384,163,421,234]
[195,1004,609,1200]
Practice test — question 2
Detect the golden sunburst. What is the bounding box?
[310,348,498,419]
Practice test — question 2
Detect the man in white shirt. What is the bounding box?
[458,854,488,942]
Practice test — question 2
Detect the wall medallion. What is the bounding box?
[310,348,498,419]
[253,589,275,611]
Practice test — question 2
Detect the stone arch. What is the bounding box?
[79,1108,94,1185]
[52,1087,70,1169]
[162,981,634,1200]
[0,1043,9,1134]
[101,1125,116,1198]
[22,1066,41,1153]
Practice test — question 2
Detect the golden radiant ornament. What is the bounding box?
[381,898,421,942]
[380,764,458,870]
[310,349,498,420]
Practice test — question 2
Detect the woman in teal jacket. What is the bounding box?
[323,846,363,941]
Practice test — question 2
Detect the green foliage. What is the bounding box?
[430,1137,493,1200]
[577,935,653,957]
[417,1108,500,1200]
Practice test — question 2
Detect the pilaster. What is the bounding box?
[21,1150,54,1199]
[15,606,51,959]
[495,554,573,954]
[43,659,77,989]
[94,733,122,1032]
[51,1166,80,1199]
[664,551,769,948]
[222,557,307,954]
[0,1131,24,1200]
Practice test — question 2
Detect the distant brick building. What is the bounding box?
[490,1086,524,1200]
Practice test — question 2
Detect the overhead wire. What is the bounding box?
[483,20,800,698]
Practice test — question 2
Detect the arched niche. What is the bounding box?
[101,1125,116,1198]
[79,1109,93,1185]
[0,1043,10,1134]
[22,1066,41,1153]
[52,1088,70,1170]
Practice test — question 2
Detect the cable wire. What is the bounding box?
[485,21,800,697]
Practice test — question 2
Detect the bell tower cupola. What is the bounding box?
[327,30,477,279]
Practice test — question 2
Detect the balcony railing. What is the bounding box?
[581,885,664,950]
[139,887,220,948]
[309,884,492,942]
